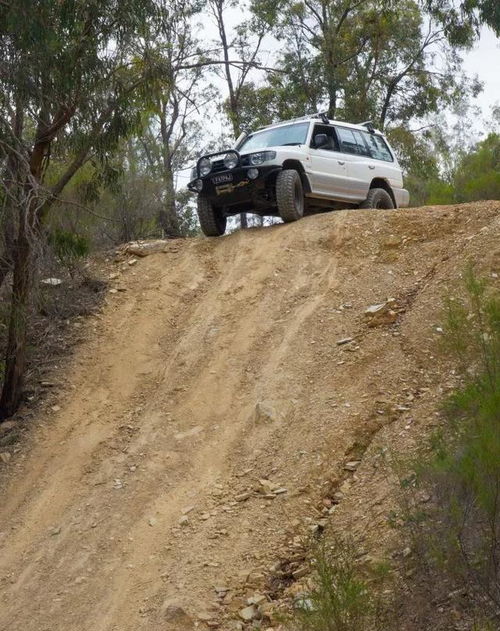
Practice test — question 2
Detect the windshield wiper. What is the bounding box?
[281,142,301,146]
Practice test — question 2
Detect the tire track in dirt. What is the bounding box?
[0,202,498,630]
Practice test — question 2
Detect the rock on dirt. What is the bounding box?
[239,604,260,621]
[121,240,171,257]
[164,604,193,625]
[364,299,399,327]
[254,400,291,424]
[0,421,16,433]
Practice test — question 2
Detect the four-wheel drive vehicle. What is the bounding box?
[188,113,409,236]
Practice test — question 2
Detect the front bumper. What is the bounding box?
[188,164,281,212]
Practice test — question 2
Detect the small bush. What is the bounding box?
[289,539,386,631]
[404,267,500,622]
[48,228,90,272]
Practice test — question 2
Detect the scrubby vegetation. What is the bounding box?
[290,269,499,630]
[289,539,388,631]
[392,269,500,628]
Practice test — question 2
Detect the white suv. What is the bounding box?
[188,114,409,236]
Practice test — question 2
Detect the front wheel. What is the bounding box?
[197,197,227,237]
[276,169,304,223]
[359,187,394,209]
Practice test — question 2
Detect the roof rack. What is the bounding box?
[260,111,330,130]
[360,120,376,133]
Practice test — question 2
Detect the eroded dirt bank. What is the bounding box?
[0,202,499,630]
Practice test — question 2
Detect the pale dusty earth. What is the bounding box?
[0,202,499,631]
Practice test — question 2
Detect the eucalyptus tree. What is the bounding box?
[262,0,478,128]
[0,0,198,417]
[207,0,276,227]
[425,0,500,37]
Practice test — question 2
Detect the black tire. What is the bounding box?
[197,197,227,237]
[359,187,395,209]
[276,169,304,222]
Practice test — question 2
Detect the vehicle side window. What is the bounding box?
[352,130,371,156]
[336,127,359,155]
[310,124,339,151]
[361,131,394,162]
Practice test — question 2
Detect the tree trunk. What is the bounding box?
[0,204,34,418]
[240,213,248,230]
[0,207,15,290]
[161,162,182,238]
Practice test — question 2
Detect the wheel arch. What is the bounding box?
[281,160,312,194]
[369,177,397,207]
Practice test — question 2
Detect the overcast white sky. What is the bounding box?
[462,26,500,119]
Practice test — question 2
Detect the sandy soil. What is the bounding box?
[0,202,499,631]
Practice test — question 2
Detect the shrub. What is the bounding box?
[289,539,386,631]
[412,267,500,618]
[48,228,90,275]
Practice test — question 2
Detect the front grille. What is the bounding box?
[211,159,226,174]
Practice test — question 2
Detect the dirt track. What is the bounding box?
[0,202,499,630]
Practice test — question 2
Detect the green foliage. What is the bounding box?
[427,0,500,37]
[49,229,89,264]
[289,540,385,631]
[414,268,500,614]
[403,132,500,206]
[244,0,478,130]
[453,133,500,202]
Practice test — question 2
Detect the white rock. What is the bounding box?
[239,604,259,621]
[41,278,62,286]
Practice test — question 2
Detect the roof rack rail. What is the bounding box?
[360,120,376,133]
[260,111,330,129]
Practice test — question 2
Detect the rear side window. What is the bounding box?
[361,131,394,162]
[336,127,370,156]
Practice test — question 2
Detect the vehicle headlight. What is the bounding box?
[249,150,276,165]
[199,157,212,176]
[223,152,238,170]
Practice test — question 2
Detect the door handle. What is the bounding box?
[338,160,345,165]
[368,165,375,170]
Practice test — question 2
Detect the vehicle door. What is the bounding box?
[360,131,403,189]
[333,126,372,200]
[307,123,349,197]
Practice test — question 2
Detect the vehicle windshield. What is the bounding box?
[238,122,310,152]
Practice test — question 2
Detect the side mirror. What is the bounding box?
[314,133,328,149]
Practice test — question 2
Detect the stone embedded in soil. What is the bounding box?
[336,337,354,345]
[344,461,361,471]
[254,399,291,424]
[257,479,277,494]
[292,566,309,579]
[0,452,11,464]
[164,604,192,624]
[235,492,252,502]
[364,300,398,327]
[247,593,266,605]
[0,421,16,432]
[239,604,260,621]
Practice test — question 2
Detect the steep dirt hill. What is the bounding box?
[0,202,499,631]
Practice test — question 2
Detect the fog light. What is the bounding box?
[195,179,203,192]
[248,168,259,180]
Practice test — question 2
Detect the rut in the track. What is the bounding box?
[0,201,499,631]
